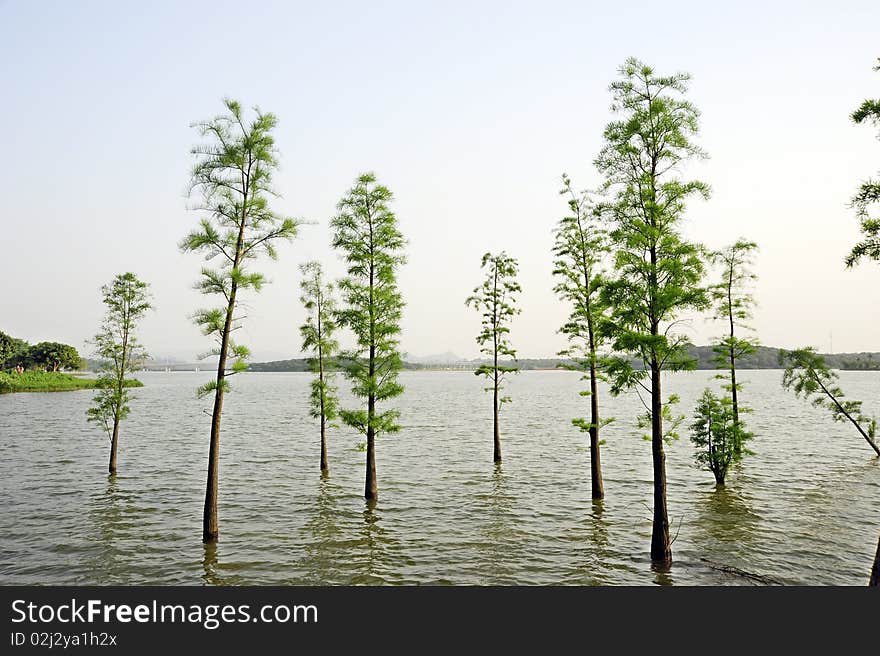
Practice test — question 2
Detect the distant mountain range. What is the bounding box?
[243,345,880,372]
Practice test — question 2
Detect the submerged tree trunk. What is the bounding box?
[109,418,120,474]
[870,533,879,587]
[203,278,237,543]
[365,337,378,500]
[320,417,328,475]
[493,370,501,463]
[650,359,672,564]
[589,358,604,499]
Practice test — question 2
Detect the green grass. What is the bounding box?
[0,371,144,394]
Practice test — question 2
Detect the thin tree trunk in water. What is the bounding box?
[589,358,603,499]
[650,359,672,564]
[108,418,120,474]
[365,415,377,499]
[203,277,238,543]
[728,272,741,455]
[870,533,879,587]
[320,417,328,475]
[493,361,501,463]
[318,307,328,475]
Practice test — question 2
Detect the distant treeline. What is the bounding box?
[243,345,880,372]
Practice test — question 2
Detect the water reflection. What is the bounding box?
[201,542,229,586]
[83,475,131,583]
[298,477,343,583]
[352,500,389,584]
[692,486,759,559]
[474,464,522,584]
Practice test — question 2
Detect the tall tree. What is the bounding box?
[0,331,28,369]
[552,173,611,498]
[780,347,879,456]
[299,260,339,476]
[845,59,880,268]
[331,172,406,501]
[181,99,300,542]
[86,272,152,474]
[466,251,521,463]
[709,239,759,453]
[595,58,711,564]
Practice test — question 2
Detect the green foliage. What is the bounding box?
[0,331,29,369]
[26,341,82,371]
[0,370,142,394]
[86,272,152,439]
[180,98,300,398]
[466,251,521,402]
[846,59,880,267]
[299,261,339,424]
[780,347,878,445]
[709,239,759,412]
[689,389,752,485]
[552,173,612,433]
[595,58,710,428]
[331,172,406,438]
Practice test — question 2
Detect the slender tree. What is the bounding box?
[86,272,151,474]
[299,260,339,475]
[845,59,880,268]
[466,251,521,463]
[181,99,300,542]
[552,173,611,498]
[780,347,879,456]
[331,172,406,501]
[595,58,711,564]
[689,389,750,486]
[709,239,759,453]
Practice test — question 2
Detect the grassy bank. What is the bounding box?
[0,371,144,394]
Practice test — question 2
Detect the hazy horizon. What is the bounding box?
[2,1,878,362]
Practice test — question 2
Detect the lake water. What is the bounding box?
[1,370,878,586]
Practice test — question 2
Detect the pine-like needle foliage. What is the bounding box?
[846,59,880,268]
[180,98,300,542]
[552,173,612,498]
[331,172,406,499]
[709,239,759,453]
[780,347,879,456]
[299,260,339,474]
[595,58,711,563]
[87,272,152,474]
[689,389,750,486]
[466,251,521,462]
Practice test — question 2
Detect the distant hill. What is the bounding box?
[243,346,880,372]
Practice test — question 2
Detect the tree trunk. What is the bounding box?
[320,417,328,475]
[365,424,377,500]
[493,371,502,463]
[589,359,604,500]
[870,532,879,587]
[203,286,236,542]
[650,360,672,564]
[108,417,120,474]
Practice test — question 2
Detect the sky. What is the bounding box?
[1,0,878,362]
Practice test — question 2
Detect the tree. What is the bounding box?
[180,98,300,542]
[299,260,339,476]
[709,239,759,454]
[86,272,152,474]
[845,59,880,268]
[465,251,521,463]
[552,173,611,498]
[0,331,28,369]
[595,58,711,564]
[27,341,82,371]
[331,172,406,501]
[689,389,750,486]
[780,347,879,456]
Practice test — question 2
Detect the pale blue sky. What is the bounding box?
[1,0,878,360]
